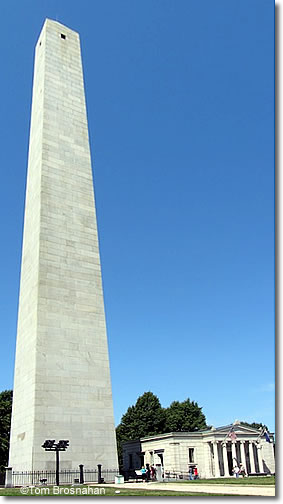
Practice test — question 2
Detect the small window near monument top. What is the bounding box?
[189,448,194,463]
[61,33,66,39]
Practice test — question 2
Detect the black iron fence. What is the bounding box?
[100,469,119,483]
[164,471,191,481]
[11,469,118,487]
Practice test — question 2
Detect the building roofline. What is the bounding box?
[122,423,274,444]
[140,431,204,441]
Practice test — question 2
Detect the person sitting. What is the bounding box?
[239,464,246,477]
[233,465,240,478]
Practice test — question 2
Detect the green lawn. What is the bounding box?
[0,486,245,497]
[174,476,275,486]
[0,477,275,497]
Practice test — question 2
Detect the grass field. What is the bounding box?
[0,477,275,497]
[0,486,248,497]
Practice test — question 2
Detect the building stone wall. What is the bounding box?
[9,19,118,471]
[261,442,275,474]
[122,423,275,479]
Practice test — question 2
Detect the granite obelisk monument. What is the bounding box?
[9,19,118,471]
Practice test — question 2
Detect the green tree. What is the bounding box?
[240,421,269,431]
[0,390,13,471]
[115,393,208,467]
[165,398,207,432]
[118,392,166,439]
[116,392,166,467]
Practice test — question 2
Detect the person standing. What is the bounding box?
[146,463,151,482]
[150,465,156,481]
[141,466,147,482]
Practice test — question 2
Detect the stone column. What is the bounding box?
[5,467,12,488]
[248,442,256,473]
[231,441,237,467]
[213,443,221,477]
[240,441,246,468]
[156,465,162,481]
[144,451,151,465]
[256,444,264,473]
[222,443,230,476]
[204,443,213,478]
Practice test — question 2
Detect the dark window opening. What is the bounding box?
[61,33,66,39]
[157,453,164,466]
[189,448,194,463]
[129,454,133,469]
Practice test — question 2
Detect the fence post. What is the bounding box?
[79,464,84,484]
[5,467,13,488]
[97,464,102,483]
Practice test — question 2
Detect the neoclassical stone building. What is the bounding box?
[122,422,275,479]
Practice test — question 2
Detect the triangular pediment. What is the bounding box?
[205,423,261,436]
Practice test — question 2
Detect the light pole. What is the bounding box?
[42,440,69,485]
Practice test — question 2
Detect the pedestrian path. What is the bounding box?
[99,482,275,496]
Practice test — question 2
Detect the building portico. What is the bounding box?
[122,421,275,479]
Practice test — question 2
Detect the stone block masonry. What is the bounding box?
[9,19,118,471]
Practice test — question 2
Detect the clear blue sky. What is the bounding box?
[0,0,274,432]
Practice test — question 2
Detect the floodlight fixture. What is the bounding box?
[42,439,70,485]
[42,440,55,450]
[57,440,69,450]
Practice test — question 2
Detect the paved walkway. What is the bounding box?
[98,482,275,497]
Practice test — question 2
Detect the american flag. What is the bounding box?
[228,428,237,440]
[257,427,271,443]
